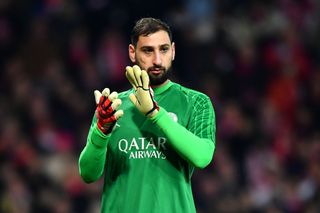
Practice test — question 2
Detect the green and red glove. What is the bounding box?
[94,88,123,134]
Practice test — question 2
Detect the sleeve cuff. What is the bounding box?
[149,107,167,123]
[149,107,175,130]
[89,123,111,148]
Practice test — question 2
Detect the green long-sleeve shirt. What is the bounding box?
[79,81,216,213]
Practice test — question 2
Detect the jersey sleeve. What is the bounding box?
[150,95,216,169]
[78,114,110,183]
[188,94,215,141]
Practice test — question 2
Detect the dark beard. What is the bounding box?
[134,58,173,86]
[148,67,171,86]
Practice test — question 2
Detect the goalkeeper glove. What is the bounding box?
[125,65,159,117]
[94,88,123,134]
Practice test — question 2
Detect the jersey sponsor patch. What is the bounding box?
[118,137,167,159]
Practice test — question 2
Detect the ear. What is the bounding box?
[128,44,136,63]
[171,42,176,61]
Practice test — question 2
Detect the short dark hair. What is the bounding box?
[130,17,172,47]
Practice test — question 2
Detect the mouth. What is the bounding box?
[149,70,162,75]
[148,68,165,75]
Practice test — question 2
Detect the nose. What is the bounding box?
[153,51,162,66]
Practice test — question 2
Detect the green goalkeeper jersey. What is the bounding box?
[79,81,216,213]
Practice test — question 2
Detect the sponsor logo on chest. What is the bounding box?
[118,137,167,159]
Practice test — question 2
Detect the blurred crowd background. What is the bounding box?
[1,0,320,212]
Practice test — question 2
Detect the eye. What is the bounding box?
[160,47,169,53]
[142,48,153,54]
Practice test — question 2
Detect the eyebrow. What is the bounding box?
[140,44,171,50]
[160,44,170,48]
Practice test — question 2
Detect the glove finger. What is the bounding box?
[129,93,139,106]
[102,88,110,97]
[101,98,111,111]
[101,91,118,111]
[111,99,122,110]
[126,66,138,89]
[108,91,118,102]
[94,90,102,105]
[114,110,124,120]
[101,91,117,110]
[126,71,137,89]
[133,65,142,87]
[141,70,150,90]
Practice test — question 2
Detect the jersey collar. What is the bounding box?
[152,80,173,95]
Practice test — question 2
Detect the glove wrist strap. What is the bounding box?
[146,105,159,117]
[97,121,115,134]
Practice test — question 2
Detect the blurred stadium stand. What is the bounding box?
[1,0,320,212]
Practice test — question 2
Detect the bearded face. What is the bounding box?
[128,30,175,86]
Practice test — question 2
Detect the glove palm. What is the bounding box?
[125,65,159,117]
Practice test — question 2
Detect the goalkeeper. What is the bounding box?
[79,17,216,213]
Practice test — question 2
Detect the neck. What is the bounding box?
[151,79,170,88]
